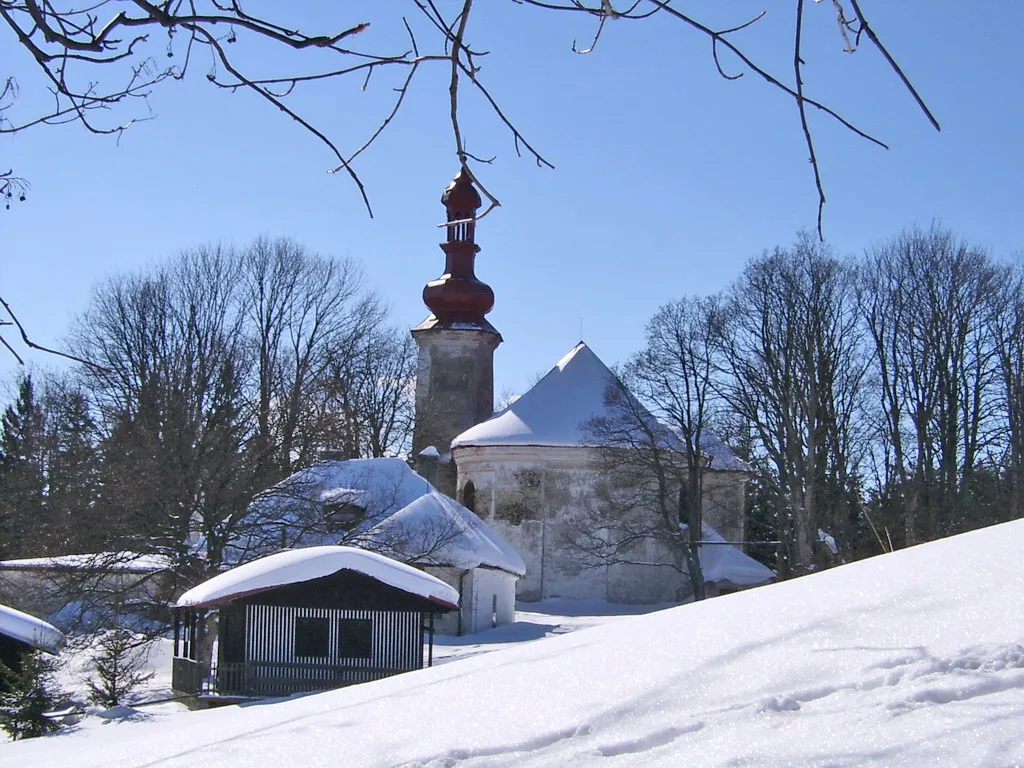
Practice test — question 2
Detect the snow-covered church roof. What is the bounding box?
[699,524,775,587]
[452,342,748,471]
[368,491,526,577]
[0,603,66,654]
[452,342,624,448]
[177,546,459,610]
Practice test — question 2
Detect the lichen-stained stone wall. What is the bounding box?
[453,444,749,604]
[411,328,500,496]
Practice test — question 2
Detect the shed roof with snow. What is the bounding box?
[0,603,65,655]
[177,546,459,610]
[699,525,775,587]
[368,491,526,577]
[452,342,748,471]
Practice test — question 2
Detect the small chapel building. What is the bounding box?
[411,168,772,604]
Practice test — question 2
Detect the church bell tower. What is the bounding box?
[411,168,501,495]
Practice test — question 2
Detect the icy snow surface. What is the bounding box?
[0,603,65,654]
[452,343,745,473]
[368,490,526,576]
[176,546,459,609]
[13,519,1024,767]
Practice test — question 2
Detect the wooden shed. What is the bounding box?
[172,547,458,700]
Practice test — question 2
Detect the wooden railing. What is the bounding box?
[211,661,409,698]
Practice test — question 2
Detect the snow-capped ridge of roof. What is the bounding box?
[452,343,749,472]
[452,341,617,448]
[177,546,459,609]
[368,491,526,576]
[0,603,66,654]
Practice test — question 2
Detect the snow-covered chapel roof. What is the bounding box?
[452,342,620,449]
[368,491,526,577]
[177,546,459,610]
[452,342,748,471]
[0,603,66,654]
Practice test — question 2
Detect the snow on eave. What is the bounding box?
[0,603,66,654]
[368,491,526,577]
[176,546,459,610]
[0,551,172,573]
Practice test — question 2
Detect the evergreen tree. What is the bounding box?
[0,376,48,558]
[0,651,63,740]
[44,384,103,553]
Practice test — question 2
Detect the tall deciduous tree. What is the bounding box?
[724,234,866,575]
[858,226,1000,546]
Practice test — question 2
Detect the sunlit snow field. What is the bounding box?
[9,520,1024,767]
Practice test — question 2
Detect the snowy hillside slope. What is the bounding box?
[11,520,1024,767]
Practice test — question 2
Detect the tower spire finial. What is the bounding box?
[422,169,495,328]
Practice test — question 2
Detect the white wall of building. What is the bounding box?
[454,444,748,604]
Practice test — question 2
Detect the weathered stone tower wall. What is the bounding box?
[411,327,499,495]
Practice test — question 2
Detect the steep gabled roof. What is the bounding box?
[176,546,459,610]
[452,343,747,471]
[0,603,65,654]
[368,491,526,577]
[452,342,617,449]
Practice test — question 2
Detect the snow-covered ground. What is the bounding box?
[9,519,1024,766]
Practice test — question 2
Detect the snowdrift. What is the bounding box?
[12,519,1024,767]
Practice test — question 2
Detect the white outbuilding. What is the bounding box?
[368,490,526,635]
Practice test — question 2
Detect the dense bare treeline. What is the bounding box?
[0,238,415,591]
[591,225,1022,580]
[2,225,1021,591]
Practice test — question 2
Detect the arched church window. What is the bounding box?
[461,480,477,514]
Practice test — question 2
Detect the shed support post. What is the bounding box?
[428,612,435,667]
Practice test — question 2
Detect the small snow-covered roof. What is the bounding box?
[226,458,433,563]
[0,603,66,654]
[177,546,459,610]
[452,343,748,472]
[699,525,775,587]
[368,491,526,577]
[0,551,171,572]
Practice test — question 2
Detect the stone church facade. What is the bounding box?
[411,169,769,604]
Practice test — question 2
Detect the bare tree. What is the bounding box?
[858,226,1001,545]
[723,234,866,574]
[565,297,730,600]
[2,3,943,365]
[990,264,1024,520]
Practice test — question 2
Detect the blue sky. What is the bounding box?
[2,1,1022,400]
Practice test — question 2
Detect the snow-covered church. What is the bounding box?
[409,169,772,603]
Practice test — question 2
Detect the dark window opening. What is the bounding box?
[324,501,365,532]
[294,616,330,658]
[220,606,246,664]
[461,481,476,514]
[338,619,373,659]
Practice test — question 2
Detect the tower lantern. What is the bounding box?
[422,167,496,328]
